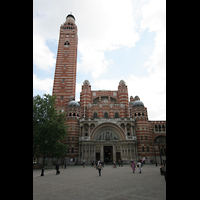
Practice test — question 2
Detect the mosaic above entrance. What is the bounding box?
[97,131,119,140]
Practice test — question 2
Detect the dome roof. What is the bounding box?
[119,80,126,86]
[131,100,144,108]
[83,80,90,85]
[66,14,75,20]
[68,100,80,107]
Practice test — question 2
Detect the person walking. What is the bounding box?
[130,160,136,173]
[137,160,142,173]
[64,158,67,169]
[97,161,103,176]
[121,159,123,167]
[95,160,97,169]
[118,159,121,167]
[160,164,166,181]
[55,163,60,175]
[91,160,94,167]
[113,161,117,168]
[62,159,64,169]
[82,160,85,168]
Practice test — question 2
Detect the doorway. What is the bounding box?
[104,146,113,163]
[116,152,121,162]
[96,153,100,161]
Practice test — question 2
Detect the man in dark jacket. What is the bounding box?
[97,162,103,176]
[55,163,60,175]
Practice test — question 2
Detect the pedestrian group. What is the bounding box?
[54,158,146,176]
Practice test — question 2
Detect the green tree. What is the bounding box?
[33,94,68,159]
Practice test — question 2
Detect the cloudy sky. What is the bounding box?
[33,0,166,120]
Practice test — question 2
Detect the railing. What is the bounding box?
[79,136,90,141]
[79,118,135,124]
[126,136,137,141]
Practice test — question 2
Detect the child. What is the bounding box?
[130,160,136,173]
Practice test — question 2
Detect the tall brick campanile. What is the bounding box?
[52,14,78,112]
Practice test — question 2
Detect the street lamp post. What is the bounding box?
[41,140,48,176]
[157,139,163,166]
[153,146,157,166]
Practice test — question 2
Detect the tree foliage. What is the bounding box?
[33,94,68,158]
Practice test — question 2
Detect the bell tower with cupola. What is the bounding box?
[52,14,78,112]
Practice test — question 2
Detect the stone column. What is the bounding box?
[134,143,138,161]
[113,145,116,162]
[125,124,127,136]
[120,144,122,160]
[131,125,134,136]
[79,143,81,164]
[94,145,96,161]
[81,143,83,163]
[101,145,103,162]
[89,143,90,161]
[122,145,124,158]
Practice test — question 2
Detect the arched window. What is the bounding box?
[115,112,119,118]
[73,113,75,116]
[64,41,70,46]
[154,136,166,144]
[121,123,125,131]
[138,113,140,116]
[84,124,89,131]
[93,112,98,118]
[104,112,108,118]
[69,113,71,116]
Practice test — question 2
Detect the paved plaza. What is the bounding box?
[33,164,166,200]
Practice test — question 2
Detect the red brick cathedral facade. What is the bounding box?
[52,14,166,165]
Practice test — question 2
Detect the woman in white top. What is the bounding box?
[137,161,142,173]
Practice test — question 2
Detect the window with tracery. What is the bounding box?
[154,136,166,144]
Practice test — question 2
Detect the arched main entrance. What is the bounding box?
[79,122,137,165]
[90,123,126,163]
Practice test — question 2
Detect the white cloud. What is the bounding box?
[125,0,166,120]
[75,82,82,102]
[76,0,140,78]
[129,83,165,121]
[33,33,56,71]
[93,79,120,90]
[33,74,53,94]
[140,0,166,76]
[77,50,113,79]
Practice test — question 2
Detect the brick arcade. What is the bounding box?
[39,14,166,165]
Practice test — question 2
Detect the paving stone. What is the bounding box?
[33,164,166,200]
